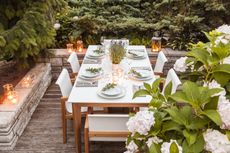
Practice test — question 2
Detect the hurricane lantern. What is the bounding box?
[151,36,162,52]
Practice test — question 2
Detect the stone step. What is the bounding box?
[43,94,61,98]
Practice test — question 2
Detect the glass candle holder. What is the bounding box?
[3,84,14,97]
[151,37,162,52]
[7,91,18,104]
[21,75,34,88]
[66,43,74,53]
[76,40,84,52]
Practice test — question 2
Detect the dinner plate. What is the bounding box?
[126,51,145,59]
[129,70,152,81]
[101,86,122,96]
[87,51,105,58]
[97,86,126,99]
[131,69,151,78]
[81,71,101,78]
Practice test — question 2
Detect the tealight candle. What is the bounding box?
[21,75,33,88]
[7,91,18,104]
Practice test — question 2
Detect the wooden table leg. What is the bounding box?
[72,103,82,153]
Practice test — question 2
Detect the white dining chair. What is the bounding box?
[56,68,88,143]
[162,68,182,94]
[84,114,129,153]
[67,52,80,77]
[103,39,129,48]
[153,51,168,77]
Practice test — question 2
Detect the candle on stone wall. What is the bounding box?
[66,43,74,53]
[76,40,84,53]
[151,36,162,52]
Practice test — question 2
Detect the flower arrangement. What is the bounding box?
[125,25,230,153]
[109,42,126,64]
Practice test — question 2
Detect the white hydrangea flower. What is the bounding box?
[72,16,79,21]
[216,24,230,35]
[146,136,163,148]
[218,95,230,130]
[124,141,138,153]
[173,57,188,72]
[203,80,226,96]
[126,110,155,135]
[161,140,183,153]
[223,56,230,64]
[203,129,230,153]
[215,36,229,45]
[53,23,61,30]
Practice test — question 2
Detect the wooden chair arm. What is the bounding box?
[154,72,164,77]
[151,60,157,65]
[85,115,89,129]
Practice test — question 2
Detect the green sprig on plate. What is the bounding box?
[102,83,117,91]
[93,49,104,54]
[86,67,102,74]
[128,51,138,56]
[129,69,142,77]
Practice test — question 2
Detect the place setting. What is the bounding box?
[128,67,152,81]
[78,67,104,81]
[126,49,146,60]
[85,47,105,59]
[97,83,126,99]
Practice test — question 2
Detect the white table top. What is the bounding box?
[68,45,156,104]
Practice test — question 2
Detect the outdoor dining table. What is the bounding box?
[68,45,156,153]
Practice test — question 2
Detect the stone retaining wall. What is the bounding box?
[0,63,52,150]
[38,48,186,79]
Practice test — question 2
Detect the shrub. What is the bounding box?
[55,0,230,50]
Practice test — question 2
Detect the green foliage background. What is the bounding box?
[0,0,66,68]
[56,0,230,50]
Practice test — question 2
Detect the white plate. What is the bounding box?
[81,71,101,78]
[126,51,145,59]
[97,87,126,99]
[101,86,122,96]
[131,69,151,78]
[87,52,105,57]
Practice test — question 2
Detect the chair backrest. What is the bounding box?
[103,39,129,48]
[67,52,80,73]
[154,51,168,73]
[163,69,181,94]
[88,114,129,132]
[55,69,73,113]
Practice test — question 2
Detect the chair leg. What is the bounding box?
[62,117,67,144]
[61,98,67,144]
[84,127,89,153]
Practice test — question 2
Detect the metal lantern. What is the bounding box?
[151,36,162,52]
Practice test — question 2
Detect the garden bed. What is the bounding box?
[0,63,51,150]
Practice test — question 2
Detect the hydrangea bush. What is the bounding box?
[125,25,230,153]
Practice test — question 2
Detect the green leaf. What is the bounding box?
[152,78,162,90]
[0,36,6,47]
[149,143,161,153]
[164,81,172,99]
[182,133,205,153]
[162,121,182,132]
[170,142,179,153]
[165,107,187,126]
[132,89,150,99]
[202,110,222,126]
[183,130,197,146]
[144,82,151,92]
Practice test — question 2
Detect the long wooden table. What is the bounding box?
[68,45,155,153]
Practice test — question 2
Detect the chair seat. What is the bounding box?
[90,137,126,142]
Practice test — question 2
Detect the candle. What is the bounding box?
[21,75,33,88]
[151,36,162,52]
[7,91,18,104]
[66,43,74,53]
[76,40,84,52]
